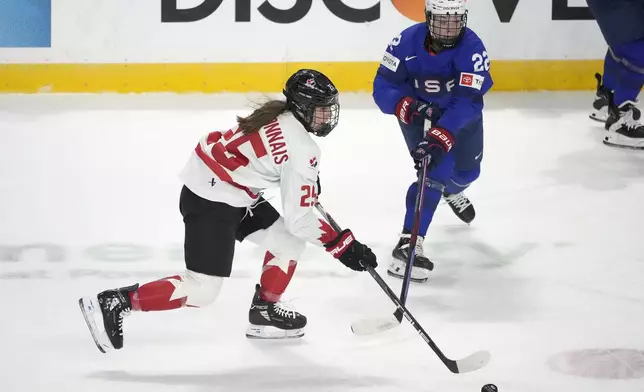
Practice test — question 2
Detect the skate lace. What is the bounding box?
[108,296,131,336]
[414,238,425,257]
[400,234,425,257]
[272,300,297,319]
[444,193,471,213]
[617,104,643,131]
[623,115,643,131]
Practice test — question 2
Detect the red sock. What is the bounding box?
[259,251,297,302]
[129,275,190,311]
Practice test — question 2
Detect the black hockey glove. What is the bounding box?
[395,97,440,127]
[412,126,455,170]
[323,229,378,271]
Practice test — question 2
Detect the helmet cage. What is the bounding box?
[426,11,467,52]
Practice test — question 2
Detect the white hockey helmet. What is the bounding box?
[425,0,468,52]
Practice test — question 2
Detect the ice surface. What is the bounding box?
[1,92,644,392]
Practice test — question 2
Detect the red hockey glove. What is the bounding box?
[323,229,378,271]
[395,97,438,126]
[411,126,455,169]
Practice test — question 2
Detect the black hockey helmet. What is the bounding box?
[425,0,468,53]
[283,69,340,137]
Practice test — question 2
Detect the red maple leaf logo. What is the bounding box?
[318,219,337,244]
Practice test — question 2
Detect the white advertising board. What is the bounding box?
[0,0,608,63]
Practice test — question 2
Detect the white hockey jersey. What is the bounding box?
[179,113,337,246]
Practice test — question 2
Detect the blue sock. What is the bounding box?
[603,39,644,106]
[403,181,442,237]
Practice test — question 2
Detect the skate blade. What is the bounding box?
[245,325,305,339]
[78,297,112,353]
[457,215,474,225]
[603,134,644,150]
[387,260,429,283]
[387,269,428,283]
[445,203,475,226]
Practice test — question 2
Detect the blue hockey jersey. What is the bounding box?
[373,23,493,135]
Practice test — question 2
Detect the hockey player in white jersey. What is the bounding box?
[78,69,378,353]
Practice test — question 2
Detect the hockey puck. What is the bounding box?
[481,384,497,392]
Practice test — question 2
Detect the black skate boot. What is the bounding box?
[78,284,138,353]
[443,191,476,224]
[387,234,434,283]
[603,98,644,149]
[246,284,307,339]
[589,73,611,123]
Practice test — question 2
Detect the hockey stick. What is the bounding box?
[350,156,431,335]
[314,202,491,374]
[398,155,431,306]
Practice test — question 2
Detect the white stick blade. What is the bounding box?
[455,350,491,373]
[350,315,400,335]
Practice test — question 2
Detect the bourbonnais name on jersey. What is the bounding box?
[179,113,334,246]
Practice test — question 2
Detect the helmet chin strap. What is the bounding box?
[424,33,442,55]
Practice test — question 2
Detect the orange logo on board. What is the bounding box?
[391,0,426,22]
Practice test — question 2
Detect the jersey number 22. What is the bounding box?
[472,51,490,72]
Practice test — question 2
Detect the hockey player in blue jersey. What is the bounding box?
[587,0,644,149]
[372,0,493,282]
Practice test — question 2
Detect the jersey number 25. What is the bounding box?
[300,184,318,207]
[200,128,268,172]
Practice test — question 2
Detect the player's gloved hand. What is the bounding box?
[395,97,439,127]
[324,229,378,271]
[411,127,455,169]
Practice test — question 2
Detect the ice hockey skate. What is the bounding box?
[387,234,434,283]
[246,284,307,339]
[78,284,138,353]
[589,73,611,123]
[603,100,644,149]
[443,191,475,224]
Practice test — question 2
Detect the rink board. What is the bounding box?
[0,60,606,93]
[0,1,615,93]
